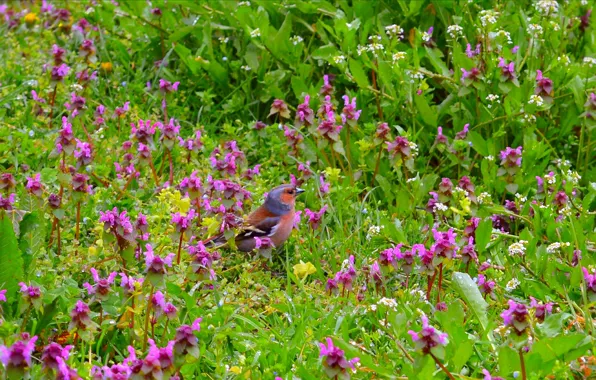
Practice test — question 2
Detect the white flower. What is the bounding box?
[549,21,560,31]
[378,297,398,309]
[508,241,528,256]
[515,193,528,203]
[486,94,500,102]
[522,114,537,123]
[366,225,383,240]
[408,141,419,155]
[545,172,556,184]
[368,35,382,43]
[290,35,303,45]
[392,52,407,64]
[70,84,84,92]
[238,1,251,5]
[527,24,544,38]
[367,42,384,55]
[547,242,570,254]
[557,55,571,66]
[535,0,559,16]
[447,24,463,39]
[486,155,495,161]
[422,31,432,42]
[333,55,346,64]
[356,45,367,56]
[434,203,448,212]
[369,304,377,312]
[478,192,492,204]
[529,95,544,107]
[583,57,596,67]
[240,65,251,71]
[385,24,404,38]
[505,278,520,292]
[250,28,261,38]
[479,10,499,27]
[218,36,229,43]
[567,171,581,185]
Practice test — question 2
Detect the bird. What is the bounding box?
[205,184,304,252]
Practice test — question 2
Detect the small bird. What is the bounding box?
[206,184,304,252]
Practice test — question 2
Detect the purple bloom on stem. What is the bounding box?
[498,58,517,82]
[530,297,553,322]
[583,267,596,299]
[465,43,481,58]
[69,300,93,331]
[0,334,38,371]
[74,139,93,167]
[435,127,448,145]
[461,237,478,265]
[52,44,66,64]
[0,173,16,191]
[408,315,448,354]
[55,117,76,155]
[0,193,16,211]
[254,237,274,250]
[318,337,359,379]
[464,217,480,238]
[455,123,469,140]
[158,79,179,93]
[269,99,291,119]
[283,125,304,155]
[19,282,41,306]
[51,63,70,82]
[431,228,458,259]
[171,209,195,234]
[83,268,117,300]
[320,74,334,96]
[340,95,361,126]
[499,146,523,174]
[482,369,505,380]
[386,136,412,159]
[26,173,43,197]
[253,120,267,130]
[501,300,529,335]
[159,118,181,149]
[144,244,174,275]
[295,95,314,128]
[553,191,568,208]
[114,101,130,118]
[512,45,520,54]
[317,111,342,141]
[319,175,330,195]
[0,289,6,303]
[461,67,481,83]
[174,318,202,356]
[535,70,553,98]
[178,130,203,153]
[304,205,328,229]
[120,273,143,295]
[72,173,91,193]
[477,274,496,298]
[41,342,72,371]
[131,119,158,144]
[375,122,391,141]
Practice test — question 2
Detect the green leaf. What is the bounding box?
[537,313,572,338]
[475,218,492,253]
[451,272,489,330]
[468,131,488,156]
[311,44,338,60]
[413,94,437,127]
[18,212,45,277]
[348,58,369,88]
[424,47,449,76]
[0,215,25,303]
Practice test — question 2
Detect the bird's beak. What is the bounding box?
[296,187,305,195]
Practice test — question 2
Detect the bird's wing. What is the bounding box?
[236,216,281,240]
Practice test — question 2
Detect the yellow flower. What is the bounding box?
[100,62,113,73]
[229,366,242,375]
[88,246,97,255]
[324,167,341,182]
[24,13,38,25]
[293,261,316,279]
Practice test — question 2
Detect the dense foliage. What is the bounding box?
[0,0,595,379]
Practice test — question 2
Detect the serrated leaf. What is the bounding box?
[451,272,489,330]
[0,215,25,304]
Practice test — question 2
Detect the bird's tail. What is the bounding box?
[203,232,228,248]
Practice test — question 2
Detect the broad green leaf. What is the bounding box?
[18,212,45,277]
[413,94,437,127]
[348,58,369,88]
[0,215,25,304]
[468,131,488,156]
[451,272,489,330]
[475,218,492,253]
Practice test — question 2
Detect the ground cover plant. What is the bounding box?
[0,0,595,378]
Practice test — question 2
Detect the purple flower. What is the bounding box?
[131,119,158,144]
[171,209,196,234]
[0,334,38,371]
[580,9,592,32]
[243,164,261,180]
[435,127,448,145]
[535,70,553,98]
[341,95,362,126]
[430,228,458,259]
[41,342,73,371]
[386,136,412,159]
[254,237,274,250]
[19,282,41,305]
[25,173,43,197]
[379,245,401,268]
[174,318,202,356]
[319,175,330,195]
[114,101,130,118]
[320,74,334,96]
[99,207,137,249]
[269,99,290,119]
[499,146,523,174]
[317,111,342,141]
[319,338,359,379]
[583,267,596,297]
[52,44,66,64]
[179,171,203,199]
[72,173,91,193]
[512,45,520,54]
[120,273,144,295]
[51,63,70,82]
[482,369,505,380]
[144,244,174,275]
[283,126,304,156]
[74,139,93,167]
[464,217,480,238]
[295,95,315,128]
[455,123,470,140]
[415,244,438,275]
[553,191,568,208]
[304,205,328,230]
[375,122,391,141]
[188,240,220,280]
[159,118,181,149]
[0,289,6,303]
[55,117,76,155]
[0,173,16,191]
[477,274,496,298]
[140,339,175,377]
[326,277,339,295]
[159,79,179,93]
[530,297,553,323]
[79,39,96,59]
[461,237,478,265]
[0,193,16,211]
[69,300,93,331]
[253,120,267,130]
[498,58,516,83]
[408,315,448,354]
[178,130,203,153]
[501,300,529,335]
[465,43,481,58]
[438,177,453,199]
[461,67,481,83]
[83,268,117,301]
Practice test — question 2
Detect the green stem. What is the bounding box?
[143,286,155,351]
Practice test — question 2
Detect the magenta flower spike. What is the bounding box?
[407,315,448,354]
[318,337,359,379]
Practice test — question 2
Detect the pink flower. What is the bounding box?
[72,173,92,193]
[51,44,66,64]
[114,101,130,118]
[465,43,481,58]
[41,342,73,371]
[455,123,469,140]
[51,63,70,82]
[477,274,495,298]
[583,267,596,295]
[529,297,553,323]
[319,175,330,195]
[74,139,93,167]
[461,67,481,83]
[319,337,359,379]
[283,126,304,155]
[320,74,334,96]
[159,118,181,149]
[535,70,553,98]
[120,273,144,295]
[55,117,76,154]
[0,334,38,370]
[0,173,16,190]
[304,205,328,229]
[498,57,516,82]
[83,268,117,301]
[0,289,6,303]
[269,99,290,119]
[171,209,196,234]
[499,146,523,174]
[25,173,43,197]
[295,95,314,128]
[130,119,158,144]
[415,244,437,275]
[500,300,529,335]
[69,300,93,331]
[178,130,203,152]
[0,193,16,211]
[386,136,411,158]
[461,237,478,265]
[340,95,361,125]
[408,315,448,354]
[435,127,448,145]
[317,111,342,141]
[430,228,458,259]
[174,318,203,356]
[144,244,174,275]
[158,79,179,93]
[375,122,391,141]
[254,236,274,250]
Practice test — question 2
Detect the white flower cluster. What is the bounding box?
[486,94,500,107]
[392,51,407,64]
[529,95,544,107]
[478,192,492,204]
[447,24,464,39]
[385,24,404,38]
[434,203,449,212]
[567,170,581,185]
[583,57,596,67]
[218,36,229,44]
[333,55,346,64]
[479,10,499,27]
[486,155,495,161]
[535,0,559,16]
[545,172,556,185]
[240,65,251,71]
[527,24,544,38]
[250,28,261,38]
[378,297,398,309]
[522,113,537,123]
[508,240,528,256]
[505,278,521,292]
[557,55,571,66]
[515,193,528,203]
[408,141,419,156]
[546,242,571,254]
[422,30,432,42]
[549,21,561,31]
[366,225,384,240]
[490,29,512,45]
[290,35,303,45]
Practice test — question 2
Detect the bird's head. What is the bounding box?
[265,184,305,214]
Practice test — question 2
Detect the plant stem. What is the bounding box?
[75,201,81,242]
[437,263,444,304]
[370,144,384,188]
[519,348,527,380]
[430,353,455,380]
[168,150,174,185]
[176,233,184,265]
[48,84,58,127]
[148,155,159,186]
[143,286,155,351]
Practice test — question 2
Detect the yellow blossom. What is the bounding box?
[324,167,341,182]
[24,13,38,25]
[229,366,242,375]
[173,195,191,214]
[100,62,113,73]
[293,261,316,279]
[88,246,97,255]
